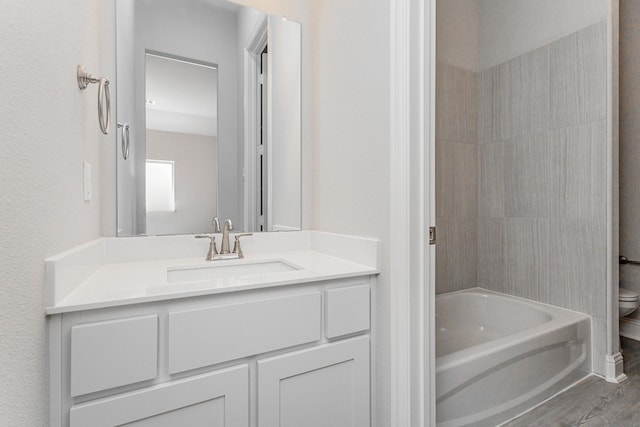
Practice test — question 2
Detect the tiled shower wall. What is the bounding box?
[435,63,478,294]
[437,22,608,336]
[477,21,607,326]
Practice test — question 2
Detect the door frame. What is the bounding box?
[389,0,435,426]
[243,14,268,232]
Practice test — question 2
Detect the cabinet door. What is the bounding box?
[69,365,248,427]
[257,336,370,427]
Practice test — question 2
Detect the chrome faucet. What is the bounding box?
[194,235,218,261]
[195,218,252,261]
[220,219,234,254]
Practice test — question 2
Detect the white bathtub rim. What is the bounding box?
[438,287,593,318]
[436,288,590,372]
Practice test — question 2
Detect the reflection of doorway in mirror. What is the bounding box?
[259,45,268,232]
[243,14,269,233]
[144,53,219,235]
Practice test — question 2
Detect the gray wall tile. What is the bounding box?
[447,218,478,291]
[495,61,514,141]
[547,219,607,318]
[504,132,550,218]
[550,121,606,220]
[478,218,505,292]
[437,63,477,143]
[452,142,477,218]
[465,72,478,144]
[478,68,495,144]
[435,216,449,295]
[550,22,607,129]
[513,46,550,136]
[436,217,478,294]
[478,141,505,218]
[436,140,453,218]
[577,21,607,124]
[550,32,580,129]
[436,62,464,141]
[436,62,479,295]
[504,218,550,301]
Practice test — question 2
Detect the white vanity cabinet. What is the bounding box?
[49,277,373,427]
[258,335,370,427]
[69,366,249,427]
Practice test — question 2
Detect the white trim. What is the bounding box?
[605,352,627,383]
[243,15,268,232]
[49,315,62,427]
[266,19,274,231]
[426,0,437,425]
[390,0,434,426]
[390,0,412,425]
[606,0,621,378]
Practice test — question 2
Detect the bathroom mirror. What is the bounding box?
[115,0,301,236]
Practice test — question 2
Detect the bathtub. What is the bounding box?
[436,288,590,427]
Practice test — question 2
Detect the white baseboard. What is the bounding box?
[605,352,627,383]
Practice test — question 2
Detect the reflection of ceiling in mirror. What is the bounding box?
[145,53,218,138]
[197,0,242,13]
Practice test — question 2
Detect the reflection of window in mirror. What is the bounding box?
[146,160,175,212]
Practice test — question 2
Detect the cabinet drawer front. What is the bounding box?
[70,315,158,397]
[70,365,249,427]
[325,284,370,338]
[168,292,321,374]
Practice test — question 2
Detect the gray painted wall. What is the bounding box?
[620,1,640,319]
[479,0,607,71]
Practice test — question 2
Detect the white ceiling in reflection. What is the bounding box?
[145,53,218,137]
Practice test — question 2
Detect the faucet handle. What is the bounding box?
[232,233,253,258]
[195,235,218,261]
[212,217,221,233]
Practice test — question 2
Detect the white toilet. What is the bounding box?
[619,288,639,317]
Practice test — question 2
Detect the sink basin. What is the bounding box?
[167,259,301,283]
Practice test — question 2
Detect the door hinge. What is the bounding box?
[259,73,265,85]
[257,145,265,156]
[258,215,264,227]
[428,227,436,245]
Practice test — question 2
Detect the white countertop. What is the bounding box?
[45,231,380,314]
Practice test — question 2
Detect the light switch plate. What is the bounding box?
[83,162,92,201]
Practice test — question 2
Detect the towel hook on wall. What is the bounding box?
[77,65,111,135]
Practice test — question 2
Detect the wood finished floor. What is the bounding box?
[503,337,640,427]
